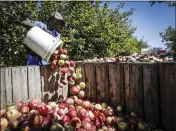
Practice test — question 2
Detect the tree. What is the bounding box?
[149,1,176,7]
[160,26,176,58]
[149,1,176,59]
[0,1,149,66]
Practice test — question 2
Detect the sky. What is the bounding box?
[105,1,175,49]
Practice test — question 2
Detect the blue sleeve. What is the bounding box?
[32,21,47,30]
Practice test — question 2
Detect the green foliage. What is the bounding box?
[149,1,176,7]
[149,1,176,59]
[0,1,149,67]
[160,26,176,58]
[0,1,39,66]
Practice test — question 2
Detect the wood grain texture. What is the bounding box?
[1,68,6,107]
[128,63,143,118]
[108,63,124,108]
[12,67,22,103]
[84,63,96,102]
[159,63,176,131]
[96,63,110,104]
[143,63,159,128]
[4,68,12,105]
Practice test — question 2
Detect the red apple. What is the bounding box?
[78,90,85,99]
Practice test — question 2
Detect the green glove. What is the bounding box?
[21,18,36,30]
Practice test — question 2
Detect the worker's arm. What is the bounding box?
[21,19,53,36]
[21,18,36,30]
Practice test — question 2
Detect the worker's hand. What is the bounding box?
[21,18,36,30]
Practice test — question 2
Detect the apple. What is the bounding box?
[0,118,8,130]
[69,67,75,74]
[94,104,102,111]
[72,73,77,80]
[60,54,68,60]
[118,122,129,130]
[70,61,75,67]
[130,112,137,118]
[78,91,85,99]
[61,67,69,74]
[101,103,107,109]
[117,105,122,113]
[77,73,82,79]
[51,60,58,68]
[59,49,68,55]
[70,85,80,95]
[0,108,7,117]
[52,55,59,60]
[21,105,30,114]
[64,61,70,67]
[6,104,17,111]
[67,76,74,81]
[7,109,20,120]
[58,60,65,66]
[53,50,59,55]
[68,81,75,86]
[79,82,86,89]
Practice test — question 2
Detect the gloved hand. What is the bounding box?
[21,18,36,30]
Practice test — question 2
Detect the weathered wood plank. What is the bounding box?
[129,63,143,118]
[4,68,12,104]
[84,63,96,102]
[1,68,6,107]
[143,63,159,128]
[27,66,36,99]
[159,63,176,131]
[96,63,110,104]
[40,66,55,103]
[12,67,22,103]
[20,67,28,102]
[34,66,42,101]
[108,63,124,108]
[124,63,130,114]
[62,73,68,98]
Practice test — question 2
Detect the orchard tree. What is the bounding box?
[0,1,149,66]
[149,1,176,59]
[160,26,176,58]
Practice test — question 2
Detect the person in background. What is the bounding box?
[21,12,65,65]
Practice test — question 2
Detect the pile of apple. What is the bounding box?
[81,55,173,63]
[0,98,164,131]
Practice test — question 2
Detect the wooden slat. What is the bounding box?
[159,63,176,131]
[1,68,6,107]
[20,67,28,102]
[84,63,96,102]
[54,72,62,102]
[27,66,36,99]
[5,68,12,105]
[96,63,110,104]
[108,63,124,108]
[34,66,42,101]
[124,63,130,114]
[143,63,159,128]
[40,66,55,103]
[129,63,143,118]
[62,73,68,98]
[12,67,22,103]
